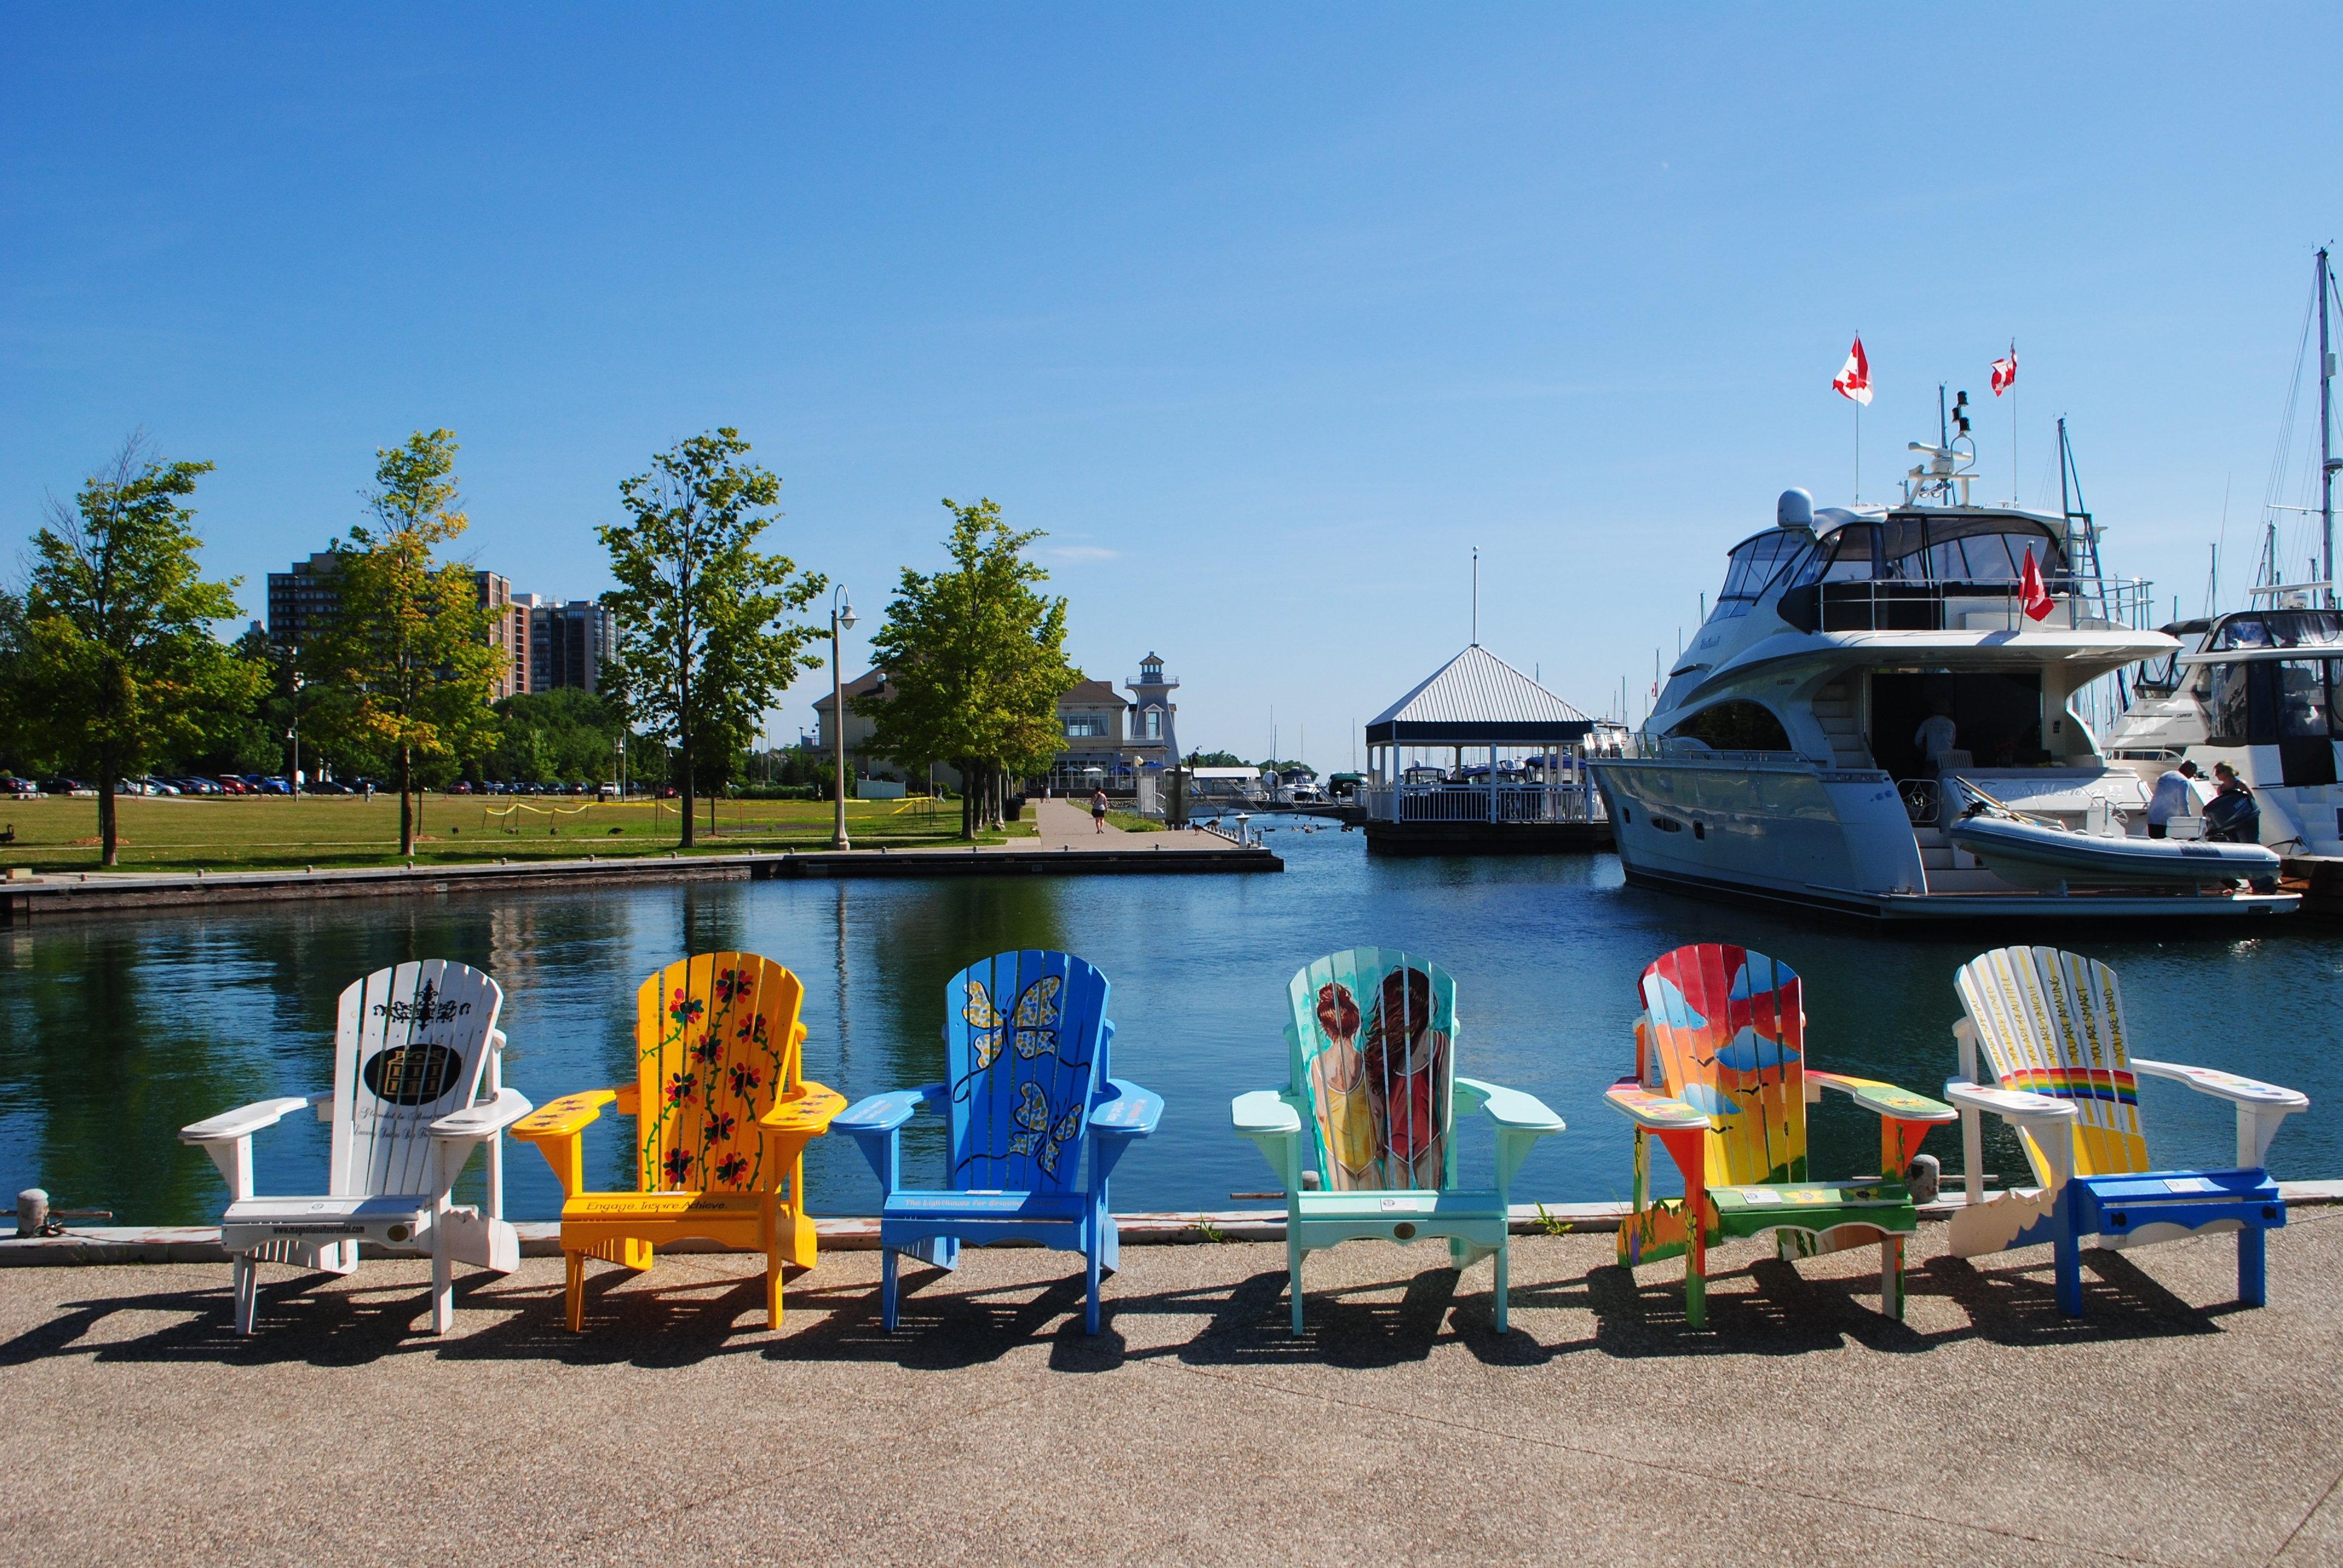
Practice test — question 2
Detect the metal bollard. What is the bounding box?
[17,1187,48,1238]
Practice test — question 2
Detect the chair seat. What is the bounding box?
[1292,1187,1504,1222]
[882,1189,1088,1223]
[224,1194,433,1228]
[560,1189,762,1223]
[1706,1182,1918,1243]
[2077,1168,2285,1239]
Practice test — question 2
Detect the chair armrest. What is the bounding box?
[833,1085,945,1138]
[1806,1070,1956,1125]
[2131,1058,2309,1166]
[430,1087,534,1140]
[1604,1078,1706,1131]
[180,1094,320,1145]
[1089,1077,1162,1139]
[1231,1089,1300,1138]
[1456,1076,1565,1134]
[1944,1079,2073,1129]
[2130,1058,2307,1110]
[510,1088,623,1143]
[759,1082,847,1135]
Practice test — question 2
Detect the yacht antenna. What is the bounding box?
[1471,546,1480,645]
[2321,246,2336,606]
[1939,384,1949,449]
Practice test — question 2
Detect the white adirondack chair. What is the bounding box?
[179,960,532,1335]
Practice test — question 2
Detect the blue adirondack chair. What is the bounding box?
[834,949,1162,1334]
[1230,947,1565,1333]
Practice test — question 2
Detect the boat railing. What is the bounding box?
[1783,575,2157,634]
[1357,782,1607,826]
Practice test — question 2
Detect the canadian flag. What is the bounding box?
[2019,545,2054,622]
[1832,335,1873,405]
[1991,341,2018,397]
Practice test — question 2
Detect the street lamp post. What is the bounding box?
[286,652,304,797]
[830,585,857,850]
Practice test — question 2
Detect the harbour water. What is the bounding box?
[4,825,2337,1225]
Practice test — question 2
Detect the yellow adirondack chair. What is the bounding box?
[512,953,844,1330]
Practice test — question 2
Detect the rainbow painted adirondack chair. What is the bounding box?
[1231,948,1565,1334]
[179,960,531,1335]
[511,953,845,1331]
[1608,944,1955,1328]
[1947,947,2308,1316]
[835,950,1161,1334]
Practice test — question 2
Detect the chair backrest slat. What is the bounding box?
[329,960,502,1198]
[632,953,805,1194]
[1285,947,1459,1192]
[1638,944,1806,1186]
[945,950,1110,1194]
[1956,946,2148,1180]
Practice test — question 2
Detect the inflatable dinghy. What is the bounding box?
[1947,815,2281,890]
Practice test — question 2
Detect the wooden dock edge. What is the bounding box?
[0,843,1282,925]
[7,1181,2338,1265]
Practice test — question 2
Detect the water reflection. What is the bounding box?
[4,827,2338,1225]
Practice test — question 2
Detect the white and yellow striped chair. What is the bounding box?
[1946,947,2307,1315]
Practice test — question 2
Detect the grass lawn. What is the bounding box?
[1104,811,1164,832]
[0,794,1031,874]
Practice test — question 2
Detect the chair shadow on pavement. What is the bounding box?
[0,1243,2241,1373]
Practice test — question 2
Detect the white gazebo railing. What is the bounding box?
[1357,780,1605,825]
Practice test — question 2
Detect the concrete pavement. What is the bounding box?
[5,1214,2340,1565]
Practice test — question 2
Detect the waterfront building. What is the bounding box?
[813,651,1184,793]
[478,572,525,700]
[525,598,615,694]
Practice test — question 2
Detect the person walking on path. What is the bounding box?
[2146,759,2201,838]
[1090,787,1109,834]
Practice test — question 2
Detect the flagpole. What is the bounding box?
[1854,399,1861,501]
[2010,339,2019,506]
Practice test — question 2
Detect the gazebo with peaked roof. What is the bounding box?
[1359,644,1608,854]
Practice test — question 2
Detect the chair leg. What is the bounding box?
[880,1249,900,1333]
[2053,1229,2084,1318]
[565,1252,586,1333]
[2239,1225,2267,1307]
[231,1255,259,1336]
[430,1237,454,1335]
[1879,1235,1905,1321]
[1288,1236,1306,1335]
[766,1246,785,1331]
[1493,1239,1510,1334]
[1085,1242,1103,1335]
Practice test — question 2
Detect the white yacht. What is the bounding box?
[1588,454,2298,920]
[2104,587,2343,891]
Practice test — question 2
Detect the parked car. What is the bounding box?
[1,777,41,798]
[215,776,250,794]
[42,777,84,795]
[449,780,474,795]
[258,777,292,795]
[598,782,623,799]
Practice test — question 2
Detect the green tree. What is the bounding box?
[306,430,505,855]
[598,429,826,847]
[8,437,261,865]
[861,498,1078,840]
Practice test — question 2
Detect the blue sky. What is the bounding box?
[5,7,2338,765]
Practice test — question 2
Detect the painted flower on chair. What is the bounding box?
[713,1152,750,1186]
[690,1029,724,1066]
[661,1145,695,1185]
[714,967,746,1004]
[728,1062,763,1099]
[669,988,705,1027]
[705,1111,737,1144]
[666,1070,697,1106]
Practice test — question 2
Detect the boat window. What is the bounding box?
[1711,531,1811,618]
[2278,659,2332,738]
[2131,652,2180,694]
[1818,526,1876,583]
[2212,612,2343,650]
[1916,517,2065,585]
[1876,517,1929,581]
[1667,700,1792,752]
[2207,662,2253,745]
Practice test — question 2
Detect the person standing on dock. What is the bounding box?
[1090,787,1109,833]
[2146,760,2201,838]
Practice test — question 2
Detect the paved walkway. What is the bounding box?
[996,795,1231,851]
[6,1217,2340,1565]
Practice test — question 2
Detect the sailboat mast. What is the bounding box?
[2321,246,2336,606]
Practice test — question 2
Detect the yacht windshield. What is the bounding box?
[1709,531,1813,619]
[1792,515,2065,586]
[2212,611,2343,650]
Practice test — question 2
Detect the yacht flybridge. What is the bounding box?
[1588,444,2298,920]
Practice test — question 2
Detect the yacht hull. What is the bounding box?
[1592,757,2299,922]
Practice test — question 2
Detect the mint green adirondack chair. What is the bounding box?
[1231,948,1565,1333]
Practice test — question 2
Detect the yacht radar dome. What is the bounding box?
[1777,488,1815,529]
